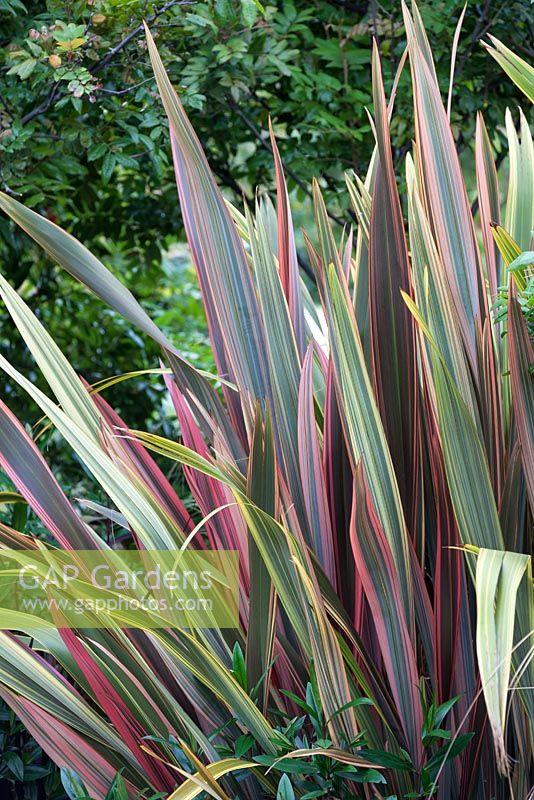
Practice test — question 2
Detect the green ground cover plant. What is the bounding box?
[0,4,531,799]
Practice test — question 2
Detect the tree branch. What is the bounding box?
[16,0,195,128]
[20,83,62,126]
[324,0,370,12]
[227,96,350,228]
[92,0,194,75]
[98,78,154,96]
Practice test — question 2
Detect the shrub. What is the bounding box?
[0,4,531,799]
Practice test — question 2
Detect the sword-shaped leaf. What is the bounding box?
[145,25,268,409]
[403,1,486,373]
[504,108,534,252]
[246,407,277,711]
[472,548,530,775]
[269,121,306,358]
[0,690,137,799]
[246,201,309,539]
[0,355,183,550]
[403,292,503,551]
[298,345,335,582]
[0,400,97,549]
[508,291,534,514]
[325,264,413,626]
[350,466,422,763]
[0,273,100,438]
[129,430,361,746]
[0,192,233,452]
[482,36,534,103]
[475,113,501,303]
[166,758,257,800]
[369,43,418,530]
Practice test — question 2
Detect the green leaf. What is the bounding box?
[277,774,295,800]
[231,643,247,692]
[509,251,534,272]
[240,0,259,26]
[424,733,475,779]
[3,751,24,781]
[326,696,374,722]
[17,58,37,79]
[508,291,534,514]
[504,109,534,252]
[101,152,116,184]
[61,767,91,800]
[433,696,458,728]
[0,272,100,438]
[87,143,108,162]
[402,290,503,551]
[105,771,129,800]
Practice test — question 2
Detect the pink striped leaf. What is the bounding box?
[475,113,501,303]
[298,344,336,582]
[404,1,486,374]
[246,201,310,543]
[58,626,175,792]
[269,120,306,357]
[245,405,277,711]
[0,400,97,549]
[93,389,194,534]
[369,42,418,532]
[324,264,414,627]
[350,465,422,764]
[0,688,140,799]
[145,25,268,409]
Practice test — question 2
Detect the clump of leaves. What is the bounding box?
[142,661,473,799]
[494,249,534,342]
[0,699,66,799]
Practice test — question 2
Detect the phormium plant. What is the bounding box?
[0,4,531,799]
